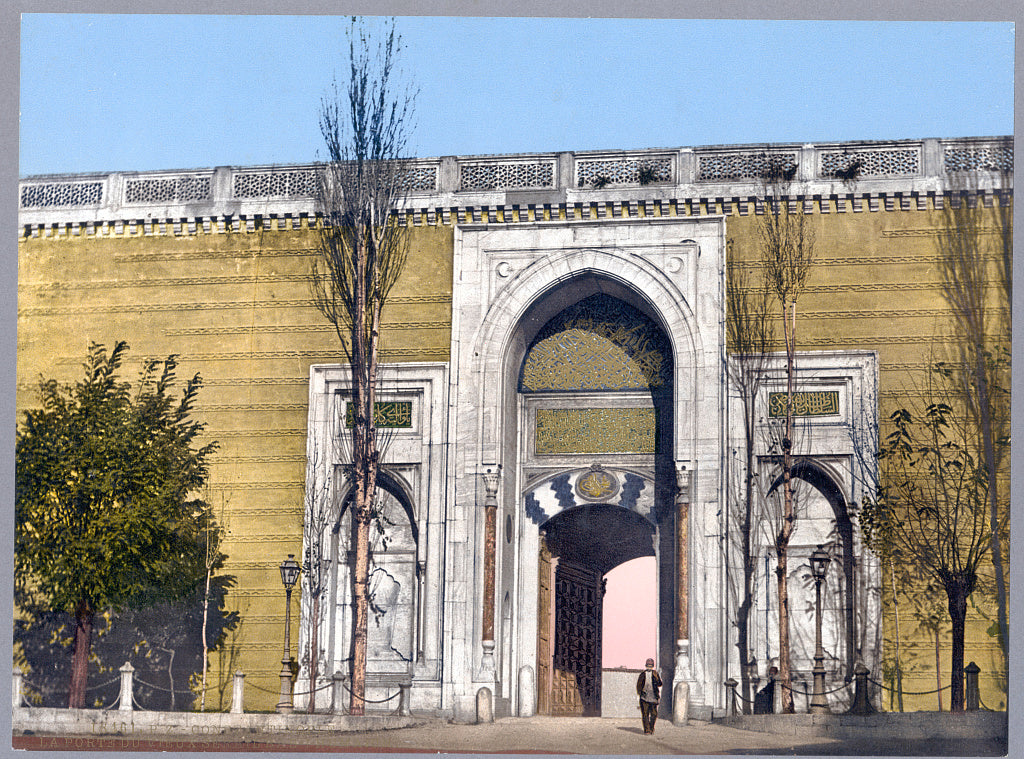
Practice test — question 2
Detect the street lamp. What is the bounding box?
[808,545,831,714]
[276,554,301,714]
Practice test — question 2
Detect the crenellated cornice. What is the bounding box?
[18,136,1012,238]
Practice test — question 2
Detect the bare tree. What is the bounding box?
[757,154,815,713]
[300,431,336,712]
[861,361,997,712]
[725,240,775,712]
[936,160,1011,671]
[309,17,416,715]
[199,493,229,712]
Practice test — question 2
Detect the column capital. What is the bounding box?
[675,462,692,503]
[482,467,501,502]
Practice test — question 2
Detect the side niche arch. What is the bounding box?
[332,472,419,678]
[765,460,857,679]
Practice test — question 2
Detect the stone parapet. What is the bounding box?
[18,137,1012,234]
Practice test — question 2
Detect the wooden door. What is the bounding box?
[551,560,603,716]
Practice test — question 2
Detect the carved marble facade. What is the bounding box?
[21,136,996,715]
[296,217,882,721]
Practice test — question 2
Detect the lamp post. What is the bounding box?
[809,545,830,714]
[276,554,301,714]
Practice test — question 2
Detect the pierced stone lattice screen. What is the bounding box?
[459,161,555,191]
[20,181,103,209]
[575,156,672,187]
[820,149,920,178]
[125,175,212,204]
[944,145,1014,173]
[520,294,671,392]
[402,165,438,192]
[233,169,318,199]
[696,152,798,182]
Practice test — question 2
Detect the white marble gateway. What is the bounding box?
[299,217,880,721]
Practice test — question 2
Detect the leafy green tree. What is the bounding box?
[14,575,238,710]
[15,341,221,708]
[861,365,997,712]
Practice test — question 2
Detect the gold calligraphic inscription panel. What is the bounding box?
[520,295,671,392]
[535,408,656,455]
[345,401,413,428]
[767,391,840,418]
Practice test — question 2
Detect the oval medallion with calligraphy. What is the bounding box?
[575,466,620,501]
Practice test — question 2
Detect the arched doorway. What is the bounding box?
[516,290,676,716]
[451,219,726,721]
[762,461,857,693]
[535,503,656,715]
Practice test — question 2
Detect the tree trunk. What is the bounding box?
[946,580,969,712]
[348,227,378,717]
[737,596,752,714]
[777,300,796,714]
[890,559,904,712]
[350,484,372,715]
[68,598,93,709]
[776,546,793,713]
[200,565,211,711]
[934,627,943,712]
[165,647,176,711]
[308,594,320,713]
[738,405,756,713]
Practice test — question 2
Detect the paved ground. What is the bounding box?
[12,716,1008,755]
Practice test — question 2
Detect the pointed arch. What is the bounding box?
[766,459,857,678]
[470,246,703,464]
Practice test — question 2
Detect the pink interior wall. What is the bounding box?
[601,556,657,669]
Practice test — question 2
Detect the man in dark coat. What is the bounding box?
[636,658,662,734]
[753,666,778,714]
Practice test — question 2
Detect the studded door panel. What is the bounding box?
[551,561,603,716]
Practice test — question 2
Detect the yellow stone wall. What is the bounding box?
[16,196,1007,711]
[724,203,1008,711]
[16,224,453,710]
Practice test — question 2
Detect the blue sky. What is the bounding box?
[19,15,1015,176]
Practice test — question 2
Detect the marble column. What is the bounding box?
[675,463,692,681]
[480,467,500,677]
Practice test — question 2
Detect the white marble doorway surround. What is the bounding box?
[446,218,727,721]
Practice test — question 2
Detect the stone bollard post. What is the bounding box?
[724,678,738,717]
[672,680,690,725]
[230,670,245,714]
[118,661,135,712]
[331,672,347,715]
[12,668,23,710]
[747,670,760,716]
[845,662,876,715]
[964,662,980,712]
[476,686,493,724]
[395,682,412,716]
